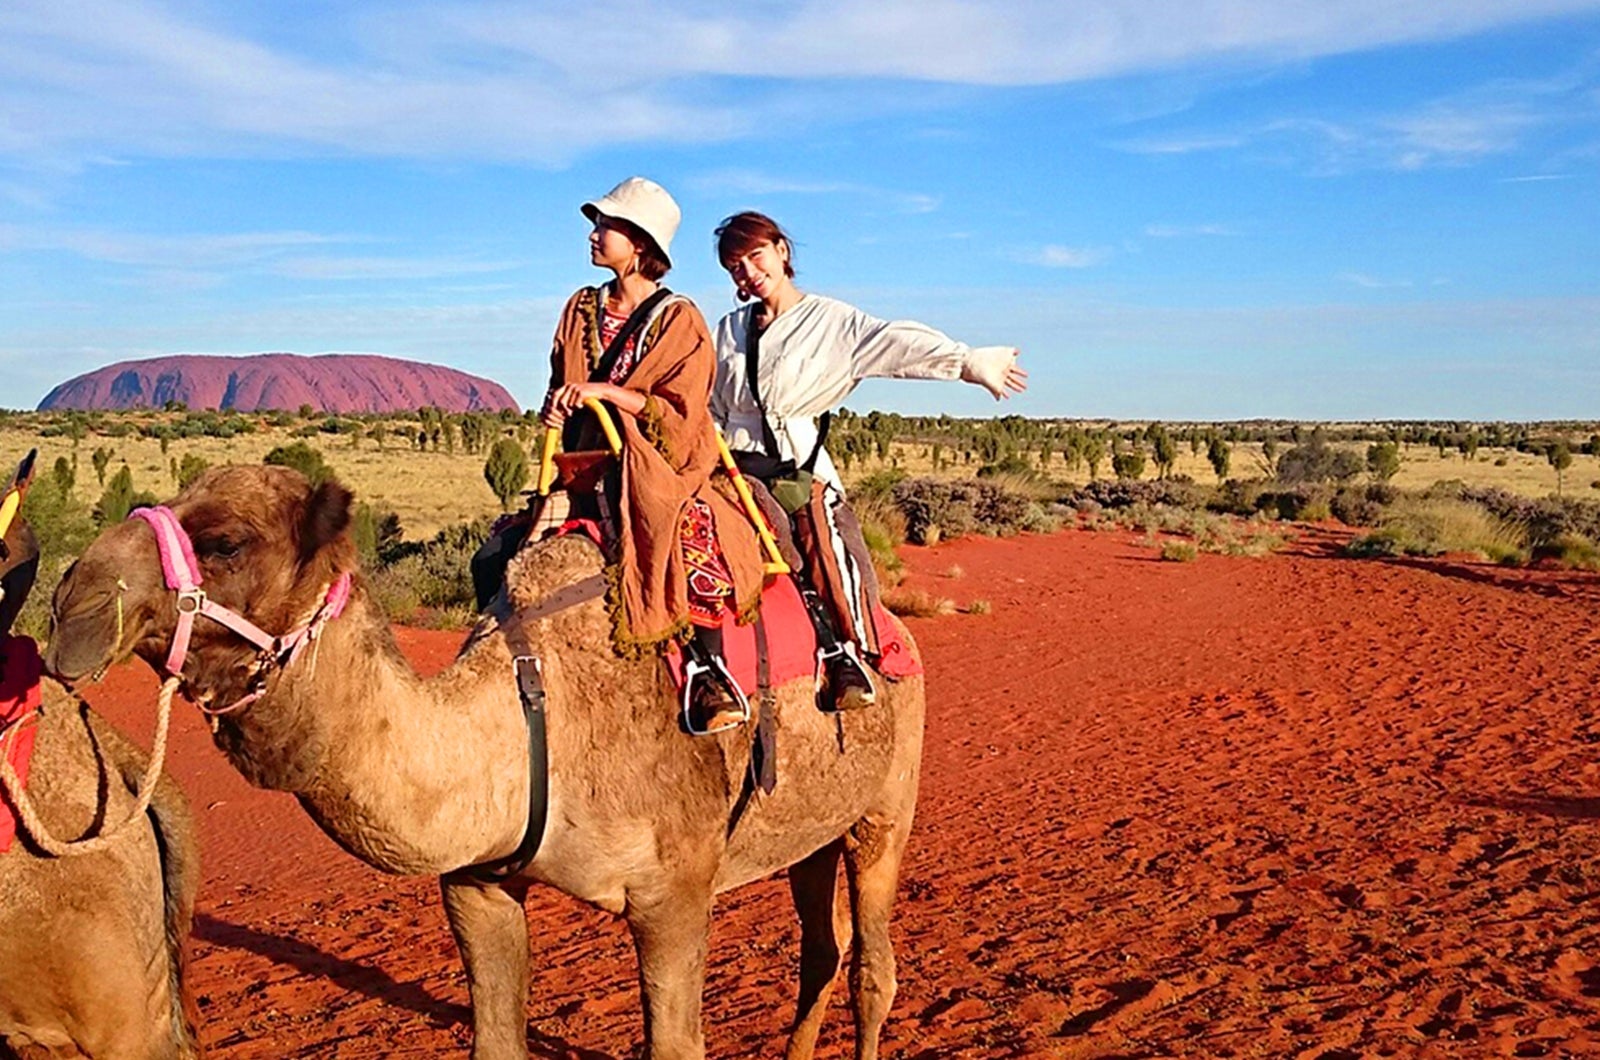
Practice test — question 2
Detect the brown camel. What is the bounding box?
[46,465,925,1060]
[1,454,201,1059]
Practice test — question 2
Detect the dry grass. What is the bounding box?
[0,419,509,539]
[882,587,956,617]
[1347,497,1527,562]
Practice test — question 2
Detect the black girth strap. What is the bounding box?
[467,571,608,882]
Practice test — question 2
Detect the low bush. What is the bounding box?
[1531,532,1600,571]
[1160,540,1198,563]
[366,517,490,624]
[890,477,1034,545]
[881,587,956,617]
[1344,498,1525,563]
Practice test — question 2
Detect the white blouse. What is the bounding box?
[711,293,1015,491]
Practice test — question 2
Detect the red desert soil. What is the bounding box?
[81,526,1600,1058]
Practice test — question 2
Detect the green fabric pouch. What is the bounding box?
[769,471,814,515]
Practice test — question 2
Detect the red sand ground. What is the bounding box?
[80,526,1600,1058]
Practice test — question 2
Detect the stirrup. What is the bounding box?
[681,655,751,737]
[815,641,877,710]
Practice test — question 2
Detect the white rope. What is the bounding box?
[0,676,179,858]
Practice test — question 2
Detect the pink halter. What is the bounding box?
[129,506,352,714]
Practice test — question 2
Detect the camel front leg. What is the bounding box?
[785,839,848,1060]
[625,882,715,1060]
[441,873,531,1060]
[844,815,911,1060]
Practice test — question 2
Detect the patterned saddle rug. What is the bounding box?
[0,634,43,853]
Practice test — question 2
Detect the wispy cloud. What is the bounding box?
[688,168,940,214]
[1339,271,1414,289]
[0,223,348,269]
[1022,245,1112,268]
[4,0,1599,163]
[271,256,523,281]
[1118,58,1600,174]
[1144,223,1238,238]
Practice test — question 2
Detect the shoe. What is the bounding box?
[821,648,877,711]
[681,657,750,736]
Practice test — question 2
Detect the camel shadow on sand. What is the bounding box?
[1465,792,1600,820]
[194,914,619,1060]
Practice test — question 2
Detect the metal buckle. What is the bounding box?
[175,588,205,615]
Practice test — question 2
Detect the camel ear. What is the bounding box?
[300,479,353,561]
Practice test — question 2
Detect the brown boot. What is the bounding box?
[681,627,749,735]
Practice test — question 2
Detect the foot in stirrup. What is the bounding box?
[818,644,877,711]
[681,656,750,736]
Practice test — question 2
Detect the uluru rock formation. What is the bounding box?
[37,353,519,414]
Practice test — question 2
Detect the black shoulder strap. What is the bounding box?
[744,314,829,471]
[590,287,673,383]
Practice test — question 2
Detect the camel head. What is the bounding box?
[47,465,355,706]
[0,449,41,641]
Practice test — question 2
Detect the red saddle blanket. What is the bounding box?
[550,519,920,695]
[0,634,43,853]
[662,572,922,696]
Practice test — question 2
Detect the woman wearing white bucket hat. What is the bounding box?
[477,177,766,733]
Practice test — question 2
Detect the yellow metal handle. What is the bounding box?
[535,398,624,496]
[582,398,623,455]
[0,488,20,541]
[715,432,790,577]
[536,427,560,496]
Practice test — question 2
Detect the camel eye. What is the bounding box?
[197,536,245,561]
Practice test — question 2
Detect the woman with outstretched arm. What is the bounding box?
[710,211,1026,708]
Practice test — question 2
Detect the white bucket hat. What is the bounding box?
[581,177,681,268]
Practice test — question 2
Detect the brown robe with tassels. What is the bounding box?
[549,286,766,652]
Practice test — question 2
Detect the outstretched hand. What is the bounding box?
[962,347,1029,401]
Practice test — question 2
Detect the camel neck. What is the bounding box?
[216,586,529,877]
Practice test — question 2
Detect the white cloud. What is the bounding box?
[1144,223,1238,238]
[687,168,941,214]
[1023,244,1112,268]
[4,0,1599,162]
[1338,271,1414,289]
[271,256,523,281]
[0,224,348,269]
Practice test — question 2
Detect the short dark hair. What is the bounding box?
[715,211,794,277]
[605,216,671,280]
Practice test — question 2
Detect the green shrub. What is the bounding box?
[366,518,490,622]
[1344,498,1525,562]
[1531,532,1600,571]
[483,438,529,511]
[264,441,333,485]
[1160,540,1198,563]
[13,476,98,640]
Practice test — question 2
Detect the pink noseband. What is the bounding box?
[129,506,351,713]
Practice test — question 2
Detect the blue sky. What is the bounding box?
[2,1,1598,420]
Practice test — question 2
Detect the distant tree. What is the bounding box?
[1206,436,1231,482]
[297,403,316,419]
[50,456,75,497]
[1151,429,1179,480]
[484,438,529,511]
[1083,434,1107,481]
[1586,433,1600,458]
[1459,433,1479,462]
[91,446,114,486]
[1112,449,1146,481]
[177,453,210,489]
[95,466,138,525]
[1548,440,1573,496]
[1366,441,1402,482]
[350,503,404,567]
[263,441,332,486]
[1261,436,1279,476]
